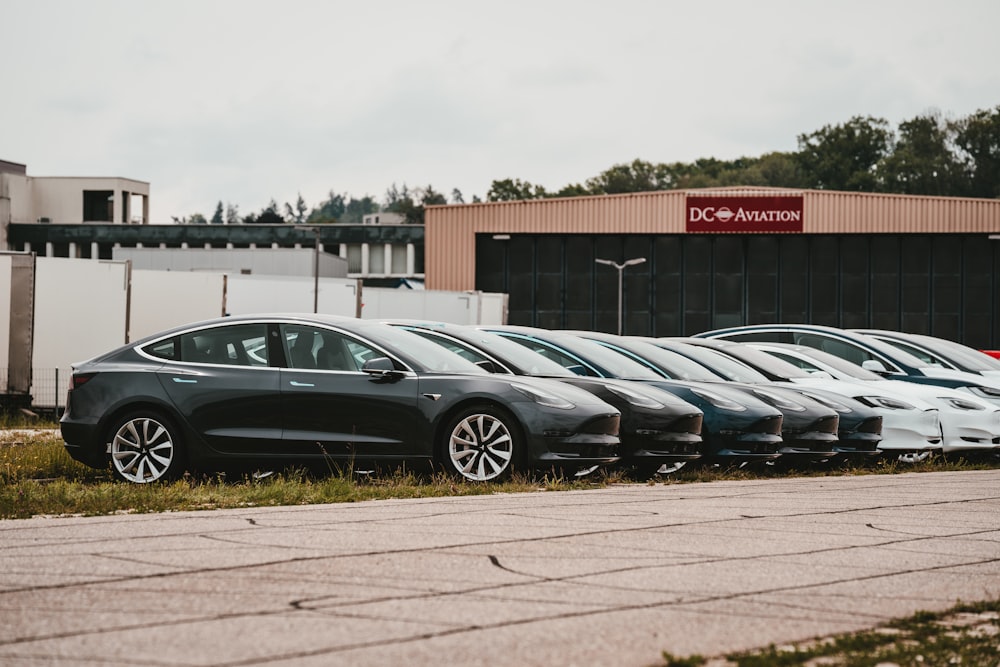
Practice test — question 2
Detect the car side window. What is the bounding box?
[177,324,269,367]
[144,338,177,360]
[718,331,793,344]
[282,325,380,372]
[795,334,873,367]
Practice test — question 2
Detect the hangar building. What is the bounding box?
[424,188,1000,348]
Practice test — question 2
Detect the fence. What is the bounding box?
[0,368,68,415]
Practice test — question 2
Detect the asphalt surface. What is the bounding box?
[2,470,999,666]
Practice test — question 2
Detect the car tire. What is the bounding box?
[442,405,522,482]
[108,411,185,484]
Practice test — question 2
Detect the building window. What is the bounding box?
[83,191,114,222]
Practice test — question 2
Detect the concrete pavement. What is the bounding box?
[1,470,999,666]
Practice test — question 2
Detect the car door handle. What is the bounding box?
[289,381,315,387]
[172,377,198,384]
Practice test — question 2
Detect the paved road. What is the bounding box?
[1,470,999,666]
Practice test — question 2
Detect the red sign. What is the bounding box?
[686,195,803,233]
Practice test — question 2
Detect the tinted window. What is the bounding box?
[282,325,383,372]
[143,337,177,361]
[177,324,269,367]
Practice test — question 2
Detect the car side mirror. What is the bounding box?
[861,359,892,376]
[362,357,403,381]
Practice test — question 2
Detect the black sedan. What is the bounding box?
[384,320,704,477]
[60,315,622,484]
[476,325,785,464]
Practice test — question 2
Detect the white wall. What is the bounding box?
[0,254,12,372]
[359,288,507,324]
[114,247,348,278]
[129,270,226,341]
[225,274,361,317]
[32,258,130,406]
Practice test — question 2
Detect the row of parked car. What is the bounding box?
[59,316,1000,484]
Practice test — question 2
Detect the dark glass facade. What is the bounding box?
[475,233,1000,349]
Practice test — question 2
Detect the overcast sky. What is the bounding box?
[4,0,998,222]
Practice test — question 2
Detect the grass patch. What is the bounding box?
[658,598,1000,667]
[1,431,998,520]
[0,434,624,519]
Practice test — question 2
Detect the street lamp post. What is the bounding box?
[312,226,321,313]
[595,257,646,335]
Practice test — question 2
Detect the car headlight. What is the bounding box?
[510,382,575,409]
[856,395,917,410]
[968,385,1000,399]
[752,389,806,412]
[938,396,986,411]
[797,391,853,414]
[690,388,747,412]
[605,384,666,410]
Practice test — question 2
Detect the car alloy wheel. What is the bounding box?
[109,413,182,483]
[445,406,520,482]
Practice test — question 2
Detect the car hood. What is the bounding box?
[787,377,937,410]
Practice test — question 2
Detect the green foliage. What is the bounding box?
[486,178,549,201]
[797,115,894,191]
[284,193,308,224]
[952,105,1000,198]
[877,111,964,196]
[243,198,286,224]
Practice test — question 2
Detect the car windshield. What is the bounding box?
[357,323,488,374]
[494,330,664,380]
[714,343,815,379]
[776,346,885,381]
[610,340,722,381]
[662,343,771,383]
[915,335,1000,372]
[449,328,578,377]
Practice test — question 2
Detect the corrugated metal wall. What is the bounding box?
[426,189,1000,290]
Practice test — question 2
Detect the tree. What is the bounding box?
[284,193,308,224]
[486,178,548,201]
[210,201,224,225]
[307,190,346,223]
[877,111,963,196]
[225,203,240,224]
[342,195,379,224]
[797,115,893,191]
[170,213,207,224]
[384,183,445,225]
[585,159,675,194]
[451,188,465,204]
[952,105,1000,198]
[244,199,285,224]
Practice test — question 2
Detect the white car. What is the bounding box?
[751,343,1000,459]
[854,329,1000,380]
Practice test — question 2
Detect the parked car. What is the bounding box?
[571,332,879,460]
[749,342,1000,458]
[475,325,785,464]
[853,329,1000,379]
[60,315,622,484]
[665,337,938,461]
[384,320,704,476]
[695,324,1000,407]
